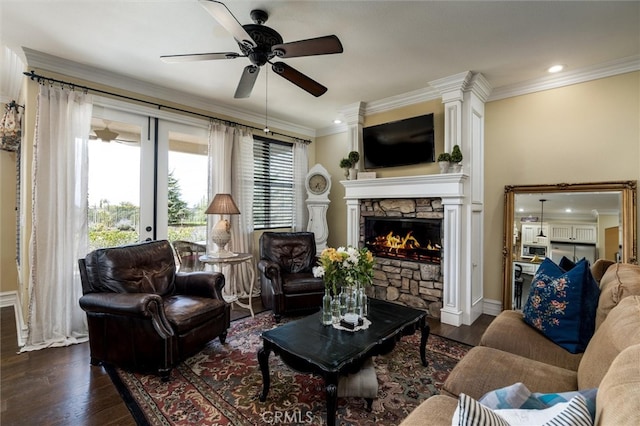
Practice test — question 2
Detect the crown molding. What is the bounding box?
[364,86,441,116]
[489,55,640,101]
[22,48,316,138]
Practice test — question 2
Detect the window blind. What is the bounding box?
[253,137,294,229]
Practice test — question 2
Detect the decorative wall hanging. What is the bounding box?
[1,100,22,152]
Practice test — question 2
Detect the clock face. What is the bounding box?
[308,173,328,195]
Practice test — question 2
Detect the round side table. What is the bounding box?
[199,253,255,317]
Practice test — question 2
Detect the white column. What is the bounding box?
[345,198,360,247]
[339,102,365,170]
[441,200,464,326]
[430,71,491,326]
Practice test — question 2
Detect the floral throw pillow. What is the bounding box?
[522,257,600,353]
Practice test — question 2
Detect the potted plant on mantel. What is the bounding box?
[348,151,360,179]
[437,152,451,173]
[339,157,352,179]
[450,145,463,173]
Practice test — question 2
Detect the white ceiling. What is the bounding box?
[2,1,639,133]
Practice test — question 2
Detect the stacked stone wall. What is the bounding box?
[360,198,444,318]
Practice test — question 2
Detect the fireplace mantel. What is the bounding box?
[341,174,467,201]
[341,173,473,326]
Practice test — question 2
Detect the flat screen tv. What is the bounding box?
[362,113,434,169]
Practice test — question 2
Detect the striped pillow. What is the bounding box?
[453,393,593,426]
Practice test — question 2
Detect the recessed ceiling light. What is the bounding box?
[333,119,342,124]
[565,208,572,213]
[548,64,564,73]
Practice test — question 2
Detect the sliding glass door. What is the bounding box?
[159,120,209,243]
[88,104,208,250]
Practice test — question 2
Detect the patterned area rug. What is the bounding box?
[107,312,470,425]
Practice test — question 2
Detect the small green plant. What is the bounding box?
[348,151,360,165]
[450,145,463,163]
[339,158,352,169]
[437,152,451,162]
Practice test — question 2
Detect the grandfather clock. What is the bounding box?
[304,163,331,253]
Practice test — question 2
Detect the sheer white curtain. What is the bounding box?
[230,129,254,295]
[292,141,309,232]
[208,122,255,295]
[22,85,93,352]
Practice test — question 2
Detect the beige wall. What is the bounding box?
[483,72,640,301]
[0,148,19,294]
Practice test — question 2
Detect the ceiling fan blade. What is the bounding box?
[198,0,257,48]
[160,52,240,63]
[272,35,343,58]
[271,62,327,97]
[234,65,260,98]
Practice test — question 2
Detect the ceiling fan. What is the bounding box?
[161,0,343,98]
[91,121,138,145]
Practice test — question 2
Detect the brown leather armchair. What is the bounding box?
[258,232,325,322]
[78,240,230,380]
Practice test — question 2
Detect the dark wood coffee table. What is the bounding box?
[258,298,429,426]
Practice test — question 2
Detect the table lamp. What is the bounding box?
[205,193,240,258]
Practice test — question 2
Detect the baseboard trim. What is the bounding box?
[0,291,27,347]
[482,298,503,317]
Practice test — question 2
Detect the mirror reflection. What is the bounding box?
[502,181,637,311]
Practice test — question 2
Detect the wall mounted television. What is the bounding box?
[362,113,434,169]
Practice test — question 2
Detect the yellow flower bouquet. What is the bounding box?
[313,246,374,294]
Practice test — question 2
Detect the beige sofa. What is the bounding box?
[401,262,640,425]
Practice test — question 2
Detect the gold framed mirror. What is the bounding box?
[502,181,637,310]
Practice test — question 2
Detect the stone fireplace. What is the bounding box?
[340,71,490,326]
[359,197,444,318]
[342,173,481,326]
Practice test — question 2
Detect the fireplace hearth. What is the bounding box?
[365,217,442,264]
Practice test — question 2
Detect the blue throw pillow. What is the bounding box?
[479,382,598,421]
[522,257,600,353]
[558,256,576,272]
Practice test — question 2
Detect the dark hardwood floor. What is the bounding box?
[1,301,493,425]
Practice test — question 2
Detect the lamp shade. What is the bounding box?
[205,193,240,215]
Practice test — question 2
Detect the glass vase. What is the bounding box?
[321,289,333,325]
[339,288,348,317]
[345,286,357,315]
[331,296,341,324]
[360,288,369,318]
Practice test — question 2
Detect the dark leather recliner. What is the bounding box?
[258,232,325,322]
[78,240,230,380]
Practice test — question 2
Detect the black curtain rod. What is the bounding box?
[23,70,311,144]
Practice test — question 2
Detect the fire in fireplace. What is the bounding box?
[364,217,442,264]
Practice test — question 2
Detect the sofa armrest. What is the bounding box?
[175,271,225,300]
[400,395,458,426]
[258,259,284,295]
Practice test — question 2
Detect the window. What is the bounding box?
[253,136,294,229]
